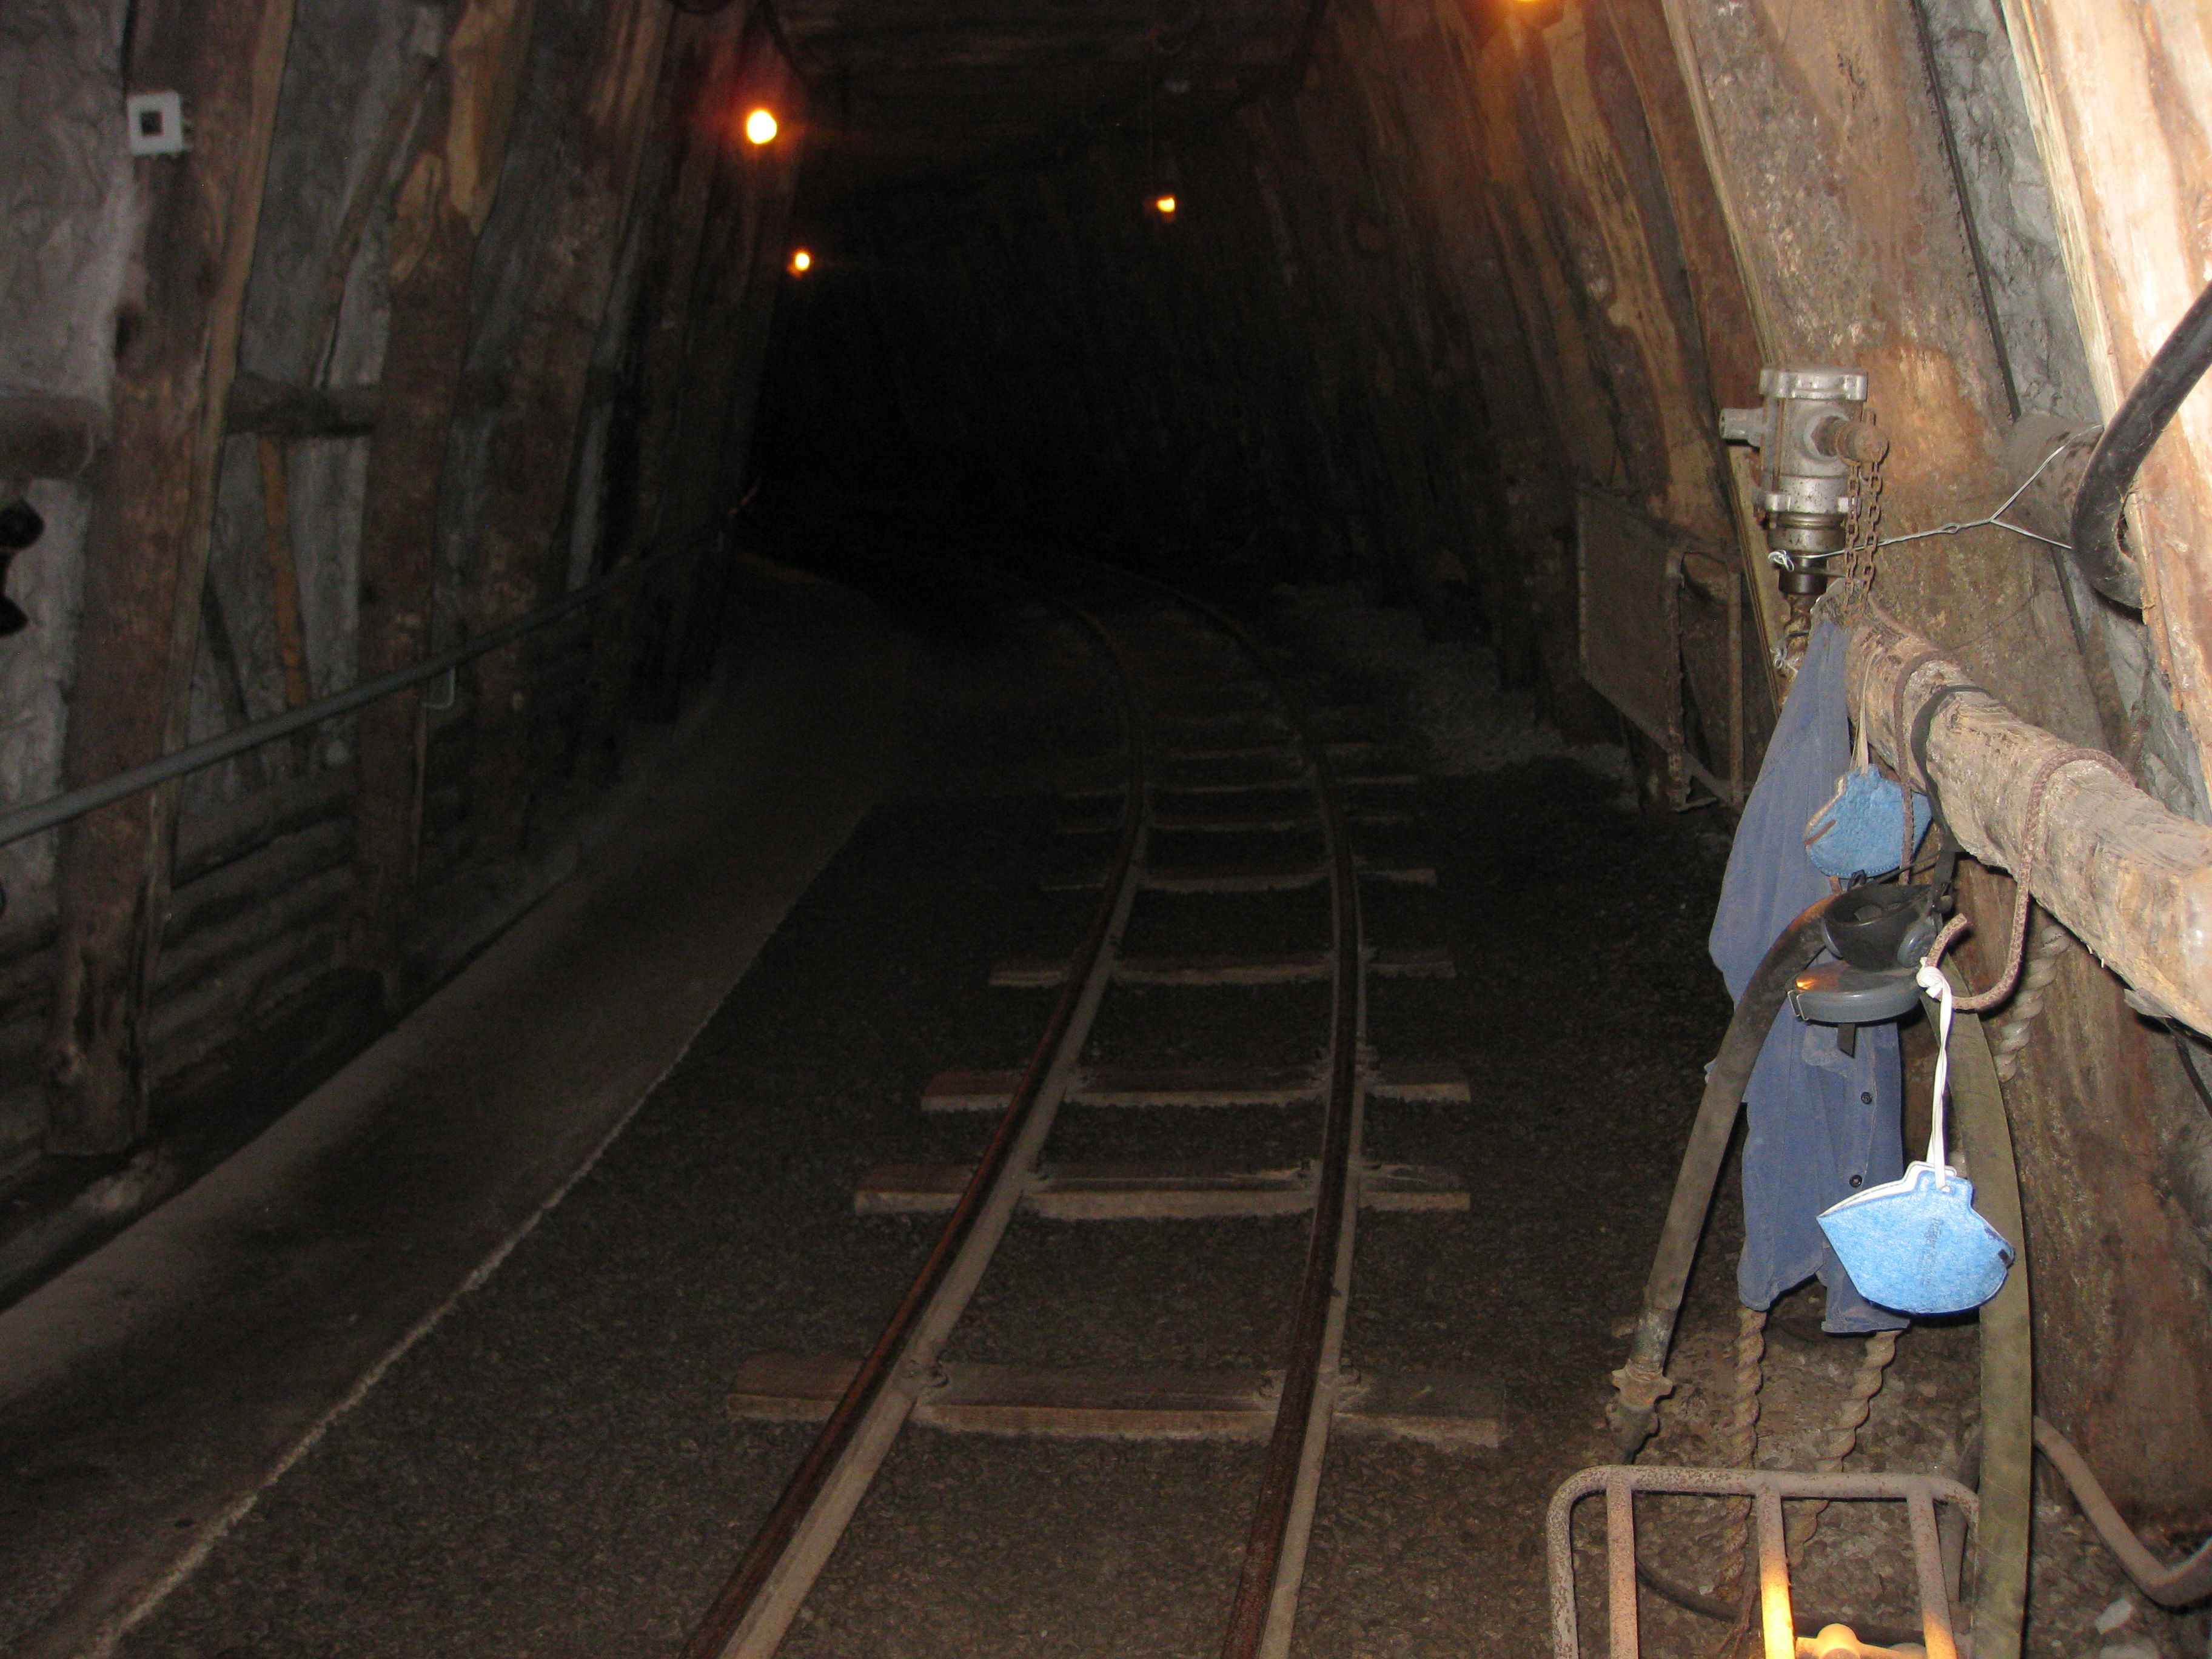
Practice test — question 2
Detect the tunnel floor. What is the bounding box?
[2,538,2144,1658]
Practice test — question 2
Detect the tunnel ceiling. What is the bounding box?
[774,0,1316,176]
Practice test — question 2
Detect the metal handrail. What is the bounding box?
[0,535,705,850]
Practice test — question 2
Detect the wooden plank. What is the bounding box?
[924,1364,1276,1439]
[46,0,297,1153]
[1369,1059,1473,1104]
[1373,944,1456,979]
[1043,859,1436,894]
[853,1160,1468,1219]
[1150,708,1289,734]
[920,1059,1469,1112]
[466,0,672,859]
[988,944,1451,988]
[1147,805,1419,833]
[347,0,539,996]
[223,375,381,439]
[575,5,751,780]
[1848,618,2212,1034]
[1161,741,1301,765]
[1058,771,1421,802]
[255,436,313,712]
[0,395,107,480]
[921,1065,1318,1113]
[728,1356,1501,1448]
[1337,1370,1504,1451]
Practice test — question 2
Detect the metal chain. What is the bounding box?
[1832,452,1886,610]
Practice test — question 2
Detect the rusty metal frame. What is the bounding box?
[1547,1464,1977,1659]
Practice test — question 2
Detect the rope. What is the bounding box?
[1988,915,2073,1082]
[1922,745,2128,1011]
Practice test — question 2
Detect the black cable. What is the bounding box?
[2070,275,2212,609]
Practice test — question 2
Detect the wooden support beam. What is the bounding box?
[347,0,538,995]
[0,396,107,481]
[852,1159,1469,1220]
[575,5,754,781]
[464,0,671,860]
[1851,613,2212,1512]
[1848,618,2212,1033]
[638,27,805,714]
[46,0,295,1154]
[988,943,1453,989]
[223,374,380,440]
[255,437,313,713]
[1042,858,1436,894]
[918,1059,1471,1113]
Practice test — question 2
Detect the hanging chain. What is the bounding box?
[1828,451,1886,618]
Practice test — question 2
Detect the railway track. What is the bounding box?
[684,557,1495,1658]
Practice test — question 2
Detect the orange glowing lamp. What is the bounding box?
[745,108,779,146]
[788,248,813,275]
[1153,194,1178,218]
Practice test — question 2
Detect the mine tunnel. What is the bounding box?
[4,0,2211,1655]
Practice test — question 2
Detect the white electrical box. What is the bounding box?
[125,92,187,156]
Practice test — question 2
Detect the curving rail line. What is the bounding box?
[682,553,1378,1659]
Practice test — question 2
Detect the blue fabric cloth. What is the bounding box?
[1709,620,1907,1332]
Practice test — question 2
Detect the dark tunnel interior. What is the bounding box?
[4,0,2212,1654]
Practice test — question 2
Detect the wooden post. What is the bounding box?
[255,434,313,712]
[659,111,802,704]
[623,21,805,725]
[574,10,754,785]
[347,0,537,998]
[46,0,295,1155]
[464,0,672,860]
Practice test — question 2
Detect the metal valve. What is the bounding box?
[1719,366,1885,598]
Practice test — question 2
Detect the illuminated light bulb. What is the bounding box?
[745,108,779,145]
[788,249,813,274]
[1153,194,1178,217]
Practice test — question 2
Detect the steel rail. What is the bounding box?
[0,532,706,850]
[1045,552,1371,1659]
[680,563,1151,1659]
[1179,603,1366,1659]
